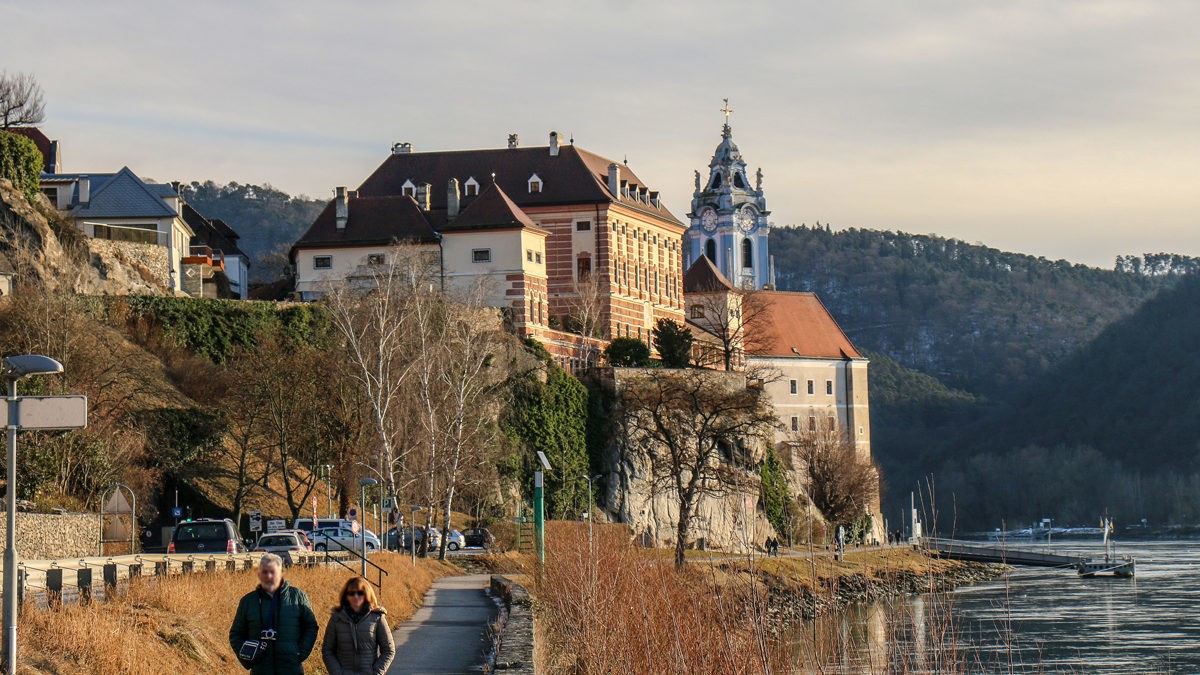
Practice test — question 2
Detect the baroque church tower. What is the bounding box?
[684,102,775,290]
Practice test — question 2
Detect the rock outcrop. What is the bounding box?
[0,178,171,295]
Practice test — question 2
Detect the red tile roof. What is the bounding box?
[683,256,734,292]
[355,144,682,227]
[749,291,862,360]
[443,182,546,233]
[4,127,53,172]
[291,195,439,257]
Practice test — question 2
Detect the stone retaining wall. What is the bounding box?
[490,574,535,673]
[0,512,99,560]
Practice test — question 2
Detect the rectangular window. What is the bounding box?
[529,180,542,193]
[367,253,385,266]
[465,182,478,196]
[313,255,332,269]
[576,221,592,231]
[809,417,817,432]
[790,416,799,432]
[535,251,542,264]
[690,305,705,319]
[577,257,592,281]
[807,380,814,395]
[471,249,492,263]
[826,380,834,395]
[827,417,836,431]
[402,187,415,197]
[527,249,534,262]
[789,380,797,395]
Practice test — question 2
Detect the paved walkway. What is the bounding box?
[388,573,496,674]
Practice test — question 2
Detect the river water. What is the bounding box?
[784,539,1200,673]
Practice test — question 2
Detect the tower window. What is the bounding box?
[734,172,747,189]
[742,238,753,269]
[705,239,716,262]
[710,173,722,189]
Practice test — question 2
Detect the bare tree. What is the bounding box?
[213,353,274,530]
[687,287,771,371]
[0,71,45,129]
[786,427,879,528]
[616,369,777,568]
[566,272,607,365]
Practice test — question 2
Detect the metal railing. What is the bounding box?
[318,538,389,590]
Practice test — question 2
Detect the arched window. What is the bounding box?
[705,239,716,262]
[742,238,753,269]
[709,173,722,189]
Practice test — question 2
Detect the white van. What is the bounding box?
[292,517,353,534]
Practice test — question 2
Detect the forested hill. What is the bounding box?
[180,181,326,281]
[770,225,1193,396]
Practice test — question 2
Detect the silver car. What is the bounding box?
[312,526,381,554]
[444,529,466,551]
[253,532,307,554]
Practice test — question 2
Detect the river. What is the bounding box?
[782,538,1200,673]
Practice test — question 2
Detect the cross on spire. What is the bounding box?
[720,98,733,137]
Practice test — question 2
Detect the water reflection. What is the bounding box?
[781,540,1200,673]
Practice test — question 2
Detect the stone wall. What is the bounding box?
[490,575,535,674]
[87,238,171,294]
[0,512,99,560]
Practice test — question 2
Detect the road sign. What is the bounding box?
[266,519,286,531]
[171,507,183,519]
[350,519,360,535]
[248,510,263,533]
[347,507,358,521]
[382,498,393,511]
[0,395,87,430]
[103,490,133,515]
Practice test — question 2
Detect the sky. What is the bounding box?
[3,0,1197,268]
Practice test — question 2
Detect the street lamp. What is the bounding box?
[358,478,377,577]
[411,505,425,567]
[3,355,64,675]
[324,464,333,518]
[579,474,602,551]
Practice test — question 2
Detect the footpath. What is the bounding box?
[388,573,497,674]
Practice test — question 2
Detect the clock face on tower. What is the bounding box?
[735,207,756,233]
[700,208,718,232]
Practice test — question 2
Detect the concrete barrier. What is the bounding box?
[490,574,535,674]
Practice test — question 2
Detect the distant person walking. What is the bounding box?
[230,553,319,674]
[321,576,396,675]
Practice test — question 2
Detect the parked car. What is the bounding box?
[462,528,495,549]
[444,529,466,551]
[169,519,245,554]
[271,529,314,551]
[253,532,308,554]
[390,526,441,552]
[292,518,354,534]
[311,526,380,554]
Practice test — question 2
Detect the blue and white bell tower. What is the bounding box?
[684,100,774,289]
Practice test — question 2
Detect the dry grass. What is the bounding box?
[17,553,456,674]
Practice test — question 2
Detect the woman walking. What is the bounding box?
[321,577,396,675]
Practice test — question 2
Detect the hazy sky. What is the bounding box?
[3,1,1197,268]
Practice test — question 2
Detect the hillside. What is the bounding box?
[771,225,1178,396]
[178,181,326,281]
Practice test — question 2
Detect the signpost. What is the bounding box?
[3,355,84,675]
[266,519,286,532]
[248,510,263,533]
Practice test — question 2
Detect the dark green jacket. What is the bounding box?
[229,582,319,675]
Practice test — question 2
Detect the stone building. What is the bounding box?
[291,133,686,368]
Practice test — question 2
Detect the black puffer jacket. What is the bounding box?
[320,605,395,675]
[228,582,319,675]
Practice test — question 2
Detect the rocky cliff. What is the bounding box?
[0,178,171,295]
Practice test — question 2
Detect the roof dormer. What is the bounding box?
[528,173,542,194]
[401,179,416,198]
[464,177,480,197]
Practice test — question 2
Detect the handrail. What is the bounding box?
[319,537,389,589]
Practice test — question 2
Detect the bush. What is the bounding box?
[603,337,651,367]
[0,131,42,203]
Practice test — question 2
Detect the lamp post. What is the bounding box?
[358,478,377,577]
[411,505,424,567]
[324,464,333,518]
[579,474,602,553]
[3,355,65,675]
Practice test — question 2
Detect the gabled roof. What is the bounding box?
[683,256,735,292]
[66,167,178,219]
[183,203,247,259]
[749,291,862,360]
[442,182,546,234]
[291,195,439,255]
[355,144,683,227]
[4,127,54,173]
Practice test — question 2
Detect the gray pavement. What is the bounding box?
[388,573,497,674]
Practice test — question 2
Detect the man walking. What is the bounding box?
[230,553,320,674]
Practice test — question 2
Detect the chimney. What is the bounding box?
[392,142,412,154]
[78,176,90,205]
[607,163,620,196]
[171,180,182,195]
[447,178,461,219]
[507,133,519,149]
[549,131,559,157]
[335,186,348,230]
[48,140,60,174]
[415,182,431,211]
